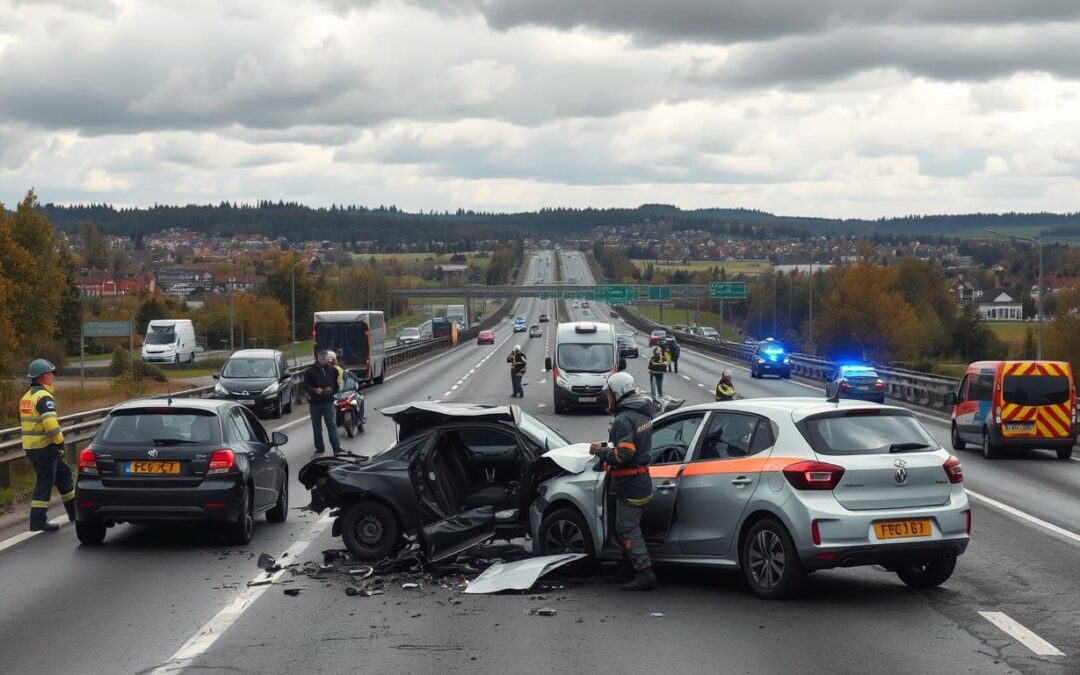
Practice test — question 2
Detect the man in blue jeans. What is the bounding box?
[304,349,342,454]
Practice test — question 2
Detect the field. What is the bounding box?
[633,305,745,341]
[987,321,1035,350]
[632,259,771,276]
[360,252,492,272]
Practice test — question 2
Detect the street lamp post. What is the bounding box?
[989,229,1042,359]
[291,256,297,367]
[808,252,814,355]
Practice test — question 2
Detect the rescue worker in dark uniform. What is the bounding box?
[666,337,681,374]
[19,359,75,532]
[590,371,658,591]
[506,344,526,398]
[715,369,737,401]
[648,346,667,397]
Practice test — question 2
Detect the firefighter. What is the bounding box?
[648,346,667,397]
[715,369,737,401]
[590,371,658,591]
[506,345,526,398]
[19,359,75,532]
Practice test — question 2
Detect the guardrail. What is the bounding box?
[0,337,455,488]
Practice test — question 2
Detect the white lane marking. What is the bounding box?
[681,375,691,381]
[540,379,546,385]
[698,383,705,388]
[443,391,452,397]
[978,611,1065,657]
[0,516,69,554]
[966,489,1080,546]
[151,514,334,673]
[537,403,547,408]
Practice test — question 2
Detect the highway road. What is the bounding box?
[0,250,1077,674]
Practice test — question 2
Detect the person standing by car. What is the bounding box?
[304,349,342,455]
[19,359,75,532]
[506,345,526,398]
[327,350,345,390]
[666,337,681,373]
[648,347,667,397]
[715,369,737,401]
[589,371,658,591]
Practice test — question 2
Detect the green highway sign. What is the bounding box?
[709,282,746,299]
[82,320,132,338]
[648,286,671,301]
[602,285,632,304]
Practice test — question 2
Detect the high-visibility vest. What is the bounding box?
[20,386,64,450]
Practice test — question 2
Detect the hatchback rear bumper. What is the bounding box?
[802,539,968,571]
[75,478,245,525]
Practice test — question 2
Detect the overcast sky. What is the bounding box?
[2,0,1079,218]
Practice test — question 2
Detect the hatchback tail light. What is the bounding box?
[783,461,845,490]
[207,449,236,475]
[874,379,885,389]
[78,447,99,475]
[943,455,964,484]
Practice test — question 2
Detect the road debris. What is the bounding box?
[247,579,273,587]
[257,553,280,572]
[283,588,302,597]
[402,582,421,590]
[464,554,586,594]
[527,607,558,617]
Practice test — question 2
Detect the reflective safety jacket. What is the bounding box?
[716,381,736,401]
[507,352,527,377]
[648,355,668,374]
[598,394,658,500]
[20,386,64,450]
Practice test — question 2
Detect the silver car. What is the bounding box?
[529,398,970,599]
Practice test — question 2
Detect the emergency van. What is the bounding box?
[947,360,1076,460]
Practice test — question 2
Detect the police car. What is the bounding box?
[826,364,886,404]
[513,316,527,332]
[749,339,790,379]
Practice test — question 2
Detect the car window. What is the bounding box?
[696,412,764,460]
[98,410,219,444]
[969,373,994,402]
[955,374,969,402]
[799,410,937,456]
[1002,375,1070,406]
[222,357,277,378]
[450,427,520,461]
[228,408,256,442]
[649,413,705,464]
[279,355,289,377]
[241,408,269,444]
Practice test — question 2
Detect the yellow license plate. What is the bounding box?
[874,519,932,540]
[126,460,181,475]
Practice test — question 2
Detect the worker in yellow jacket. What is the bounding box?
[19,359,75,532]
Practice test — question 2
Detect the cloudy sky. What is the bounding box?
[2,0,1079,217]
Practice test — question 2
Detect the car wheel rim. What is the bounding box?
[748,529,785,589]
[358,515,385,546]
[544,519,586,554]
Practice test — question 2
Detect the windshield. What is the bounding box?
[222,357,276,378]
[145,331,176,345]
[617,336,634,346]
[1003,375,1070,406]
[400,328,419,338]
[799,411,937,456]
[519,411,570,449]
[98,410,220,445]
[558,343,614,373]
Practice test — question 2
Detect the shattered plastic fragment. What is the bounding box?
[247,579,272,587]
[527,607,557,617]
[402,582,421,590]
[257,553,280,571]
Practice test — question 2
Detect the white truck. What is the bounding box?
[141,319,198,363]
[446,304,467,330]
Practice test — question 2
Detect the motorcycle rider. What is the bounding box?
[589,371,658,591]
[715,369,737,401]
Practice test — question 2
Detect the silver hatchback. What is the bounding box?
[530,398,970,599]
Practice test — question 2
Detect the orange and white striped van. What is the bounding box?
[947,360,1076,460]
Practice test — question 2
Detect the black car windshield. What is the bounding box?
[558,343,614,372]
[144,331,176,345]
[1003,375,1070,406]
[222,357,276,378]
[799,410,937,456]
[519,411,570,449]
[617,336,634,346]
[98,410,220,445]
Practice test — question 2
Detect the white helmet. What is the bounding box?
[605,371,637,401]
[513,344,521,352]
[723,369,733,379]
[326,350,337,361]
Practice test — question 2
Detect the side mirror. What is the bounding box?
[618,356,627,372]
[212,372,219,379]
[271,431,288,447]
[545,356,552,371]
[945,393,958,406]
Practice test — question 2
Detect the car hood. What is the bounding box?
[217,376,275,392]
[381,402,520,440]
[540,442,594,474]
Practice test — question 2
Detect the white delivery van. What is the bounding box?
[141,319,198,363]
[545,321,624,414]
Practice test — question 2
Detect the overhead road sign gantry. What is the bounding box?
[709,282,747,299]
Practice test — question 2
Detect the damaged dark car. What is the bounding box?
[299,402,579,563]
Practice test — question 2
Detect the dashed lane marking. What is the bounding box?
[697,383,705,387]
[681,375,691,381]
[977,611,1065,657]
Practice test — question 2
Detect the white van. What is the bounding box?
[545,321,623,414]
[141,319,197,363]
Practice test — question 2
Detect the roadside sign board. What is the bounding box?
[82,320,132,338]
[602,285,632,304]
[709,282,746,299]
[648,286,671,301]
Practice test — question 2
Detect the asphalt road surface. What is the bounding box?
[0,251,1076,674]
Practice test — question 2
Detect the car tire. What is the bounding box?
[189,351,196,363]
[226,486,254,545]
[75,521,106,546]
[538,508,598,576]
[740,518,805,600]
[356,404,365,433]
[951,424,966,451]
[266,475,288,523]
[896,555,957,589]
[343,410,356,438]
[174,353,180,364]
[341,501,401,561]
[284,392,293,415]
[272,397,282,419]
[982,428,1000,460]
[1056,445,1073,460]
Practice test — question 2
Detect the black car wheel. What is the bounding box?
[951,424,966,451]
[741,518,804,600]
[266,475,288,523]
[1056,445,1073,460]
[341,501,401,560]
[982,428,1000,460]
[538,508,598,576]
[343,410,356,438]
[226,486,254,545]
[896,556,957,589]
[356,404,365,433]
[76,521,106,546]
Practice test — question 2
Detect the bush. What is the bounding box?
[110,372,150,399]
[136,360,168,382]
[110,347,131,376]
[110,347,167,382]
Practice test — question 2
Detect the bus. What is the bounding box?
[313,311,387,384]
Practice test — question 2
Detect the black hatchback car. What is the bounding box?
[299,402,572,562]
[213,349,294,418]
[826,364,886,404]
[74,398,290,546]
[617,334,639,358]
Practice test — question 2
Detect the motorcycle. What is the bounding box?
[335,385,366,437]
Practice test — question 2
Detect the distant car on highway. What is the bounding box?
[539,313,549,323]
[617,334,639,358]
[689,326,719,340]
[582,301,589,308]
[477,330,495,345]
[532,398,970,598]
[513,317,527,332]
[826,364,886,404]
[396,326,422,346]
[74,398,290,545]
[649,329,668,346]
[529,324,542,338]
[750,339,790,379]
[212,349,294,418]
